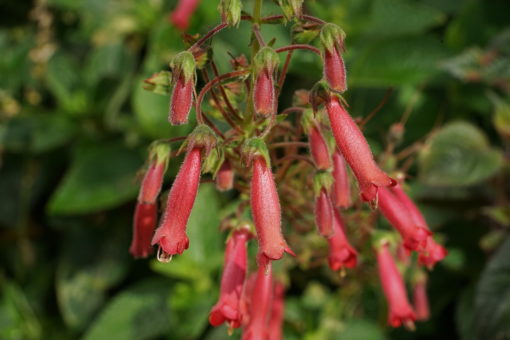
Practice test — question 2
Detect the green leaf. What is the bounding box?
[0,281,41,340]
[365,0,445,37]
[473,236,510,339]
[82,279,171,340]
[0,113,76,153]
[348,36,448,87]
[48,143,144,214]
[56,223,129,330]
[419,121,503,186]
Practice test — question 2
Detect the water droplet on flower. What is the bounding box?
[157,246,173,263]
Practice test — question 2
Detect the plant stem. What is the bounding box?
[275,44,321,55]
[189,23,228,51]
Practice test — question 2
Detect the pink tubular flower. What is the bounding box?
[216,159,234,191]
[309,125,331,170]
[170,73,194,125]
[129,203,158,258]
[169,0,200,31]
[254,69,276,116]
[332,150,351,208]
[151,147,202,257]
[323,47,347,93]
[268,282,285,340]
[327,209,357,270]
[390,183,447,267]
[315,188,334,237]
[137,146,170,204]
[250,156,294,264]
[242,262,274,340]
[209,229,251,329]
[378,187,430,252]
[413,276,430,321]
[376,243,416,328]
[325,96,394,202]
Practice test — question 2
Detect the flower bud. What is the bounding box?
[314,188,334,237]
[412,273,430,321]
[253,47,280,116]
[138,144,171,204]
[376,243,416,329]
[267,281,285,340]
[250,156,293,265]
[209,229,251,329]
[129,203,158,258]
[169,51,196,125]
[327,209,357,270]
[216,158,234,191]
[218,0,242,27]
[320,23,347,93]
[308,124,332,170]
[378,187,430,252]
[325,96,394,203]
[169,0,200,31]
[277,0,304,21]
[242,262,274,340]
[332,150,352,208]
[151,147,202,258]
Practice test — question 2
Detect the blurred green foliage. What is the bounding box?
[1,0,510,339]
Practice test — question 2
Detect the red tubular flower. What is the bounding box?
[327,209,357,270]
[151,147,202,257]
[378,187,430,252]
[413,276,430,321]
[129,203,158,258]
[325,96,394,202]
[138,145,170,204]
[323,47,347,93]
[250,156,293,264]
[170,74,194,125]
[216,159,234,191]
[315,188,334,237]
[376,243,416,328]
[169,0,200,31]
[209,229,251,329]
[242,262,274,340]
[253,69,275,116]
[418,237,448,268]
[309,125,332,170]
[332,150,351,208]
[267,282,285,340]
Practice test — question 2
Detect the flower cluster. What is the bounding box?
[131,0,447,337]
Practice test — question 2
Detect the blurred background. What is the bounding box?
[1,0,510,339]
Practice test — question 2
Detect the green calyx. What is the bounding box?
[242,137,271,168]
[277,0,304,21]
[371,231,399,251]
[300,108,315,134]
[181,124,218,158]
[312,171,334,197]
[309,81,331,113]
[219,0,242,27]
[170,51,196,84]
[253,47,280,75]
[149,143,171,169]
[202,147,225,177]
[319,23,346,53]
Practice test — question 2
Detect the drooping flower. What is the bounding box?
[309,124,332,170]
[216,158,234,191]
[327,209,357,270]
[169,51,196,125]
[209,229,251,329]
[325,96,394,202]
[413,274,430,321]
[267,281,285,340]
[250,152,293,265]
[129,203,158,258]
[390,183,447,267]
[320,23,347,93]
[314,188,334,237]
[376,243,416,328]
[151,147,202,258]
[378,187,430,252]
[138,144,171,204]
[332,150,351,208]
[253,47,279,116]
[169,0,200,31]
[242,262,274,340]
